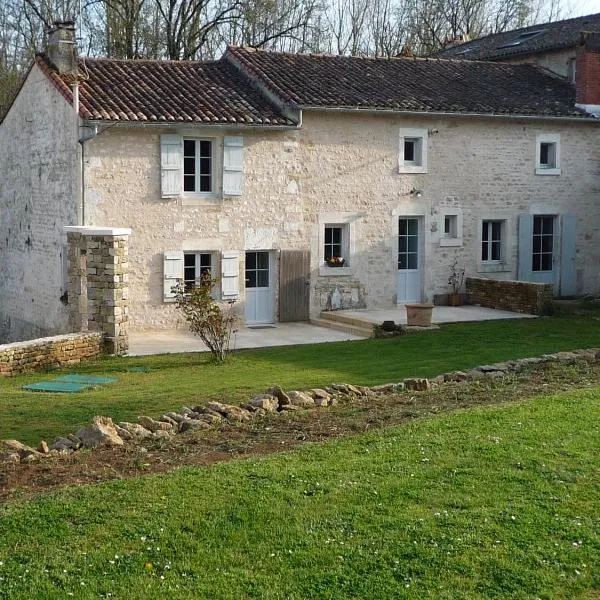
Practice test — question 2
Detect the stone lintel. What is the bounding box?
[65,226,132,236]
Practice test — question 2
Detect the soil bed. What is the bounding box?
[2,359,599,501]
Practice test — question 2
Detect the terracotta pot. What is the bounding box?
[405,303,434,327]
[448,292,463,307]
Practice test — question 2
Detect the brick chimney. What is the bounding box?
[46,21,77,74]
[576,31,600,113]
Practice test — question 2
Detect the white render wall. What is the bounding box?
[83,111,600,331]
[0,64,77,342]
[503,48,575,79]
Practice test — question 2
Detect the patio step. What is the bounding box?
[318,311,376,329]
[311,313,374,338]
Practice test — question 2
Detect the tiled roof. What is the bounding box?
[226,46,583,118]
[434,12,600,61]
[38,54,294,125]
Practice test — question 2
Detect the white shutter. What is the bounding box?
[223,136,243,196]
[163,251,184,302]
[160,134,182,198]
[221,251,239,298]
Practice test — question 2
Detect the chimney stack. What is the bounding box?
[576,31,600,113]
[46,21,77,75]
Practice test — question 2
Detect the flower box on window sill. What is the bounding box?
[326,257,346,267]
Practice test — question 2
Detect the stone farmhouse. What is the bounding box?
[436,12,600,83]
[1,21,600,349]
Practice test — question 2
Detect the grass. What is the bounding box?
[0,386,598,599]
[2,314,600,445]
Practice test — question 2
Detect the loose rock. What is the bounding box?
[75,416,124,449]
[287,390,315,407]
[138,416,174,433]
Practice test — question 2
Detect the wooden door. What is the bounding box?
[279,250,310,322]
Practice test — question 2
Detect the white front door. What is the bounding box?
[397,217,421,303]
[245,251,274,325]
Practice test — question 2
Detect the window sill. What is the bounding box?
[535,167,561,176]
[398,165,427,174]
[319,265,353,277]
[440,237,463,247]
[180,195,221,206]
[477,262,511,273]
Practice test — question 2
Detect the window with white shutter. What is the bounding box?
[223,136,243,196]
[221,251,240,298]
[160,135,183,198]
[163,251,184,301]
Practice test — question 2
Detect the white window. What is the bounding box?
[444,215,457,238]
[439,210,463,247]
[183,252,213,290]
[318,213,356,275]
[535,134,561,176]
[183,139,214,194]
[399,128,428,174]
[532,215,555,272]
[160,134,244,200]
[481,220,503,263]
[323,223,349,267]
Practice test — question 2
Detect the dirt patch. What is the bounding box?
[1,360,599,501]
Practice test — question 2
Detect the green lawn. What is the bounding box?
[2,315,600,445]
[0,387,598,599]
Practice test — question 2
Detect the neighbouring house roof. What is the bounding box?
[36,54,295,125]
[434,12,600,61]
[226,46,583,118]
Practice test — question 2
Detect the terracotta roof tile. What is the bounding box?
[227,46,584,118]
[44,54,294,126]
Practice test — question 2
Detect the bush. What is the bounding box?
[173,273,238,362]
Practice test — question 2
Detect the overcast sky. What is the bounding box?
[571,0,600,15]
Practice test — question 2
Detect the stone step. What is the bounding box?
[318,311,375,329]
[310,317,374,338]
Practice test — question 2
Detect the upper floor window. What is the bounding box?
[399,128,428,174]
[535,134,561,176]
[183,139,213,194]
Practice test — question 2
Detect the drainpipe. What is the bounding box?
[73,81,84,225]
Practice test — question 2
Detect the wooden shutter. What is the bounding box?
[163,251,183,302]
[160,134,182,198]
[221,251,239,298]
[279,250,311,321]
[517,214,533,282]
[223,136,243,196]
[560,214,577,296]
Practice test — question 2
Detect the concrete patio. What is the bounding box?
[127,305,535,356]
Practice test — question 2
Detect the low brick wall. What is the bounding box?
[0,332,104,377]
[466,277,553,315]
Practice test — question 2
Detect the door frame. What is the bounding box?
[395,214,425,304]
[244,250,276,325]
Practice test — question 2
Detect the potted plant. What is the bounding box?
[326,256,346,267]
[448,258,465,306]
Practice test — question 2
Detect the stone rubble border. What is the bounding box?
[2,348,599,465]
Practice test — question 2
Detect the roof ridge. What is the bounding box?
[228,44,540,67]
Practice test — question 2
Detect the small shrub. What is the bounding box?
[173,273,238,362]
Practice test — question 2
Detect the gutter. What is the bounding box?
[300,105,599,124]
[83,120,301,131]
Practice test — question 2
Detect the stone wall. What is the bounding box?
[0,332,103,376]
[82,112,600,331]
[466,276,553,315]
[66,228,130,355]
[0,62,77,343]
